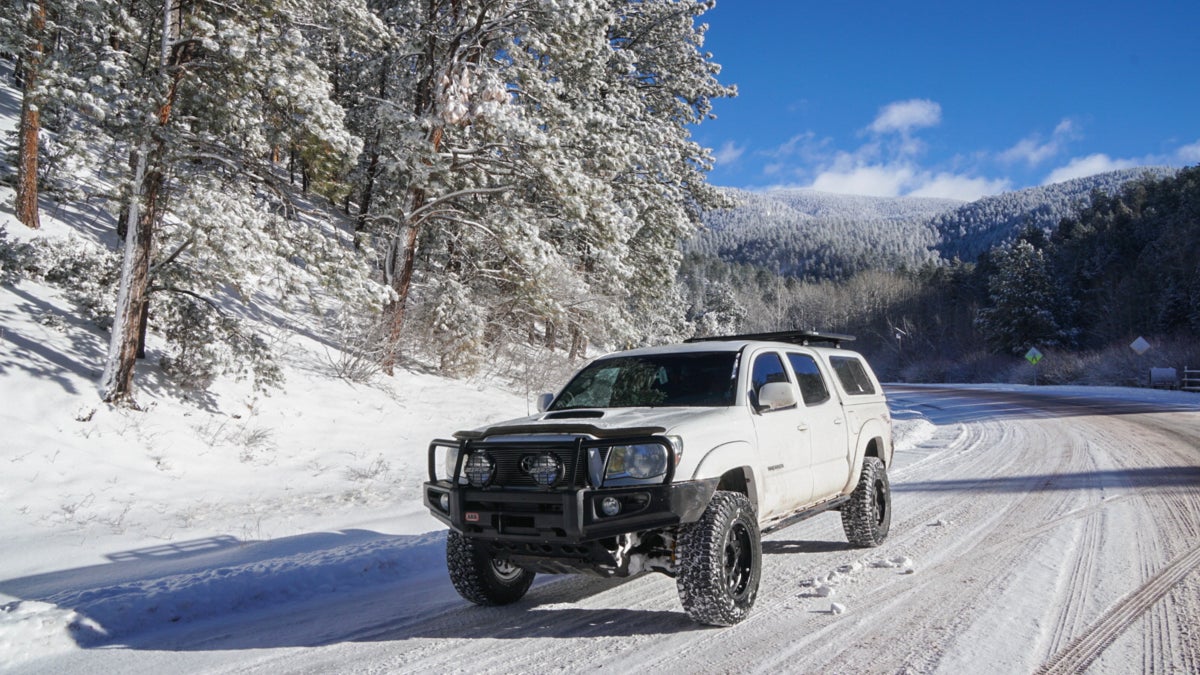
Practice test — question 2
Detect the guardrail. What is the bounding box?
[1184,367,1200,392]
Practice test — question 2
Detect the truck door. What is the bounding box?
[748,351,813,517]
[786,352,849,498]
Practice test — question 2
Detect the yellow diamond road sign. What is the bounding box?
[1025,347,1043,365]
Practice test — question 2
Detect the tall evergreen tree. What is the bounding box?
[70,0,388,405]
[0,0,50,229]
[975,239,1076,355]
[348,0,732,372]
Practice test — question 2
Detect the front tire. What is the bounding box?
[446,531,534,605]
[841,456,891,547]
[676,491,762,626]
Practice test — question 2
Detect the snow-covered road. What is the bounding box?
[7,385,1200,674]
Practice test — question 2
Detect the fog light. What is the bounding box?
[523,453,563,488]
[439,493,450,512]
[464,452,495,487]
[600,496,621,517]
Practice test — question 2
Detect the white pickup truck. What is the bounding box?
[423,330,893,625]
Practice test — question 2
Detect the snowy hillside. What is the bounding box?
[0,63,533,661]
[930,166,1179,260]
[0,200,534,666]
[691,188,959,279]
[691,168,1178,280]
[724,187,964,223]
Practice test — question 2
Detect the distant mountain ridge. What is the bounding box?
[929,166,1177,260]
[725,188,963,223]
[690,188,959,280]
[692,166,1180,279]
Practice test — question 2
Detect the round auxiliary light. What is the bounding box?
[464,452,495,487]
[600,496,621,517]
[439,493,451,512]
[523,453,563,488]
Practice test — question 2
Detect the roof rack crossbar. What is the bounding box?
[685,330,856,348]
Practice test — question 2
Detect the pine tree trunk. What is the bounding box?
[379,119,442,375]
[100,0,188,405]
[380,213,421,376]
[101,153,152,406]
[15,0,47,230]
[569,326,586,360]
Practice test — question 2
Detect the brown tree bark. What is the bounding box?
[103,162,162,407]
[101,1,192,405]
[15,0,47,230]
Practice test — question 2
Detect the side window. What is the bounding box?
[830,356,877,396]
[786,353,831,405]
[750,352,790,399]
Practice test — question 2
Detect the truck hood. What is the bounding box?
[454,406,741,441]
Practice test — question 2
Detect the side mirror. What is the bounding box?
[757,382,797,411]
[536,393,555,413]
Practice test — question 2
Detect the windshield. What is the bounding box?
[549,352,739,409]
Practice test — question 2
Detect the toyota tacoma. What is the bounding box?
[422,330,893,625]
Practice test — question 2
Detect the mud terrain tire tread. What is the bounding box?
[446,530,534,605]
[841,456,891,547]
[676,490,762,626]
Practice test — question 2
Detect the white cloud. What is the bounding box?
[713,141,745,166]
[1000,138,1058,166]
[807,162,1006,201]
[810,164,915,197]
[1177,140,1200,164]
[1043,153,1138,184]
[868,99,942,135]
[1000,118,1078,166]
[909,173,1011,201]
[755,101,1009,200]
[1053,119,1077,136]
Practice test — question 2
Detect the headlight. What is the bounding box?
[605,443,668,481]
[443,446,460,481]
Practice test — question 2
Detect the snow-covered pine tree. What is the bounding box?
[975,239,1077,355]
[348,0,732,371]
[26,0,393,405]
[0,0,51,229]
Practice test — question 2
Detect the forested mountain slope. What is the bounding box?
[689,168,1181,281]
[689,189,961,280]
[930,167,1178,260]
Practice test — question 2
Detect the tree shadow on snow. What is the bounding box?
[0,285,106,394]
[0,527,706,654]
[893,465,1200,495]
[885,384,1200,425]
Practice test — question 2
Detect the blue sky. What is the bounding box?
[694,1,1200,200]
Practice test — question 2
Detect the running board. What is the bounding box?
[761,495,850,535]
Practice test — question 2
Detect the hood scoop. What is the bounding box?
[542,410,605,420]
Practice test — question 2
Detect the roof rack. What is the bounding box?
[685,330,856,348]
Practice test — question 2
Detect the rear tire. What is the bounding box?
[676,491,762,626]
[446,531,534,605]
[841,456,891,547]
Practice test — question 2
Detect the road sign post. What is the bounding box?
[1025,347,1043,386]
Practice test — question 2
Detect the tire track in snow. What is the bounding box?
[1046,511,1102,656]
[743,415,1081,674]
[1038,541,1200,675]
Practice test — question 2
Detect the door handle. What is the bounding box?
[797,423,809,432]
[833,418,843,425]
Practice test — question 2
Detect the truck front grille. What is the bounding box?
[482,447,589,489]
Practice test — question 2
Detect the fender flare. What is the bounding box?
[690,440,763,514]
[839,418,893,494]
